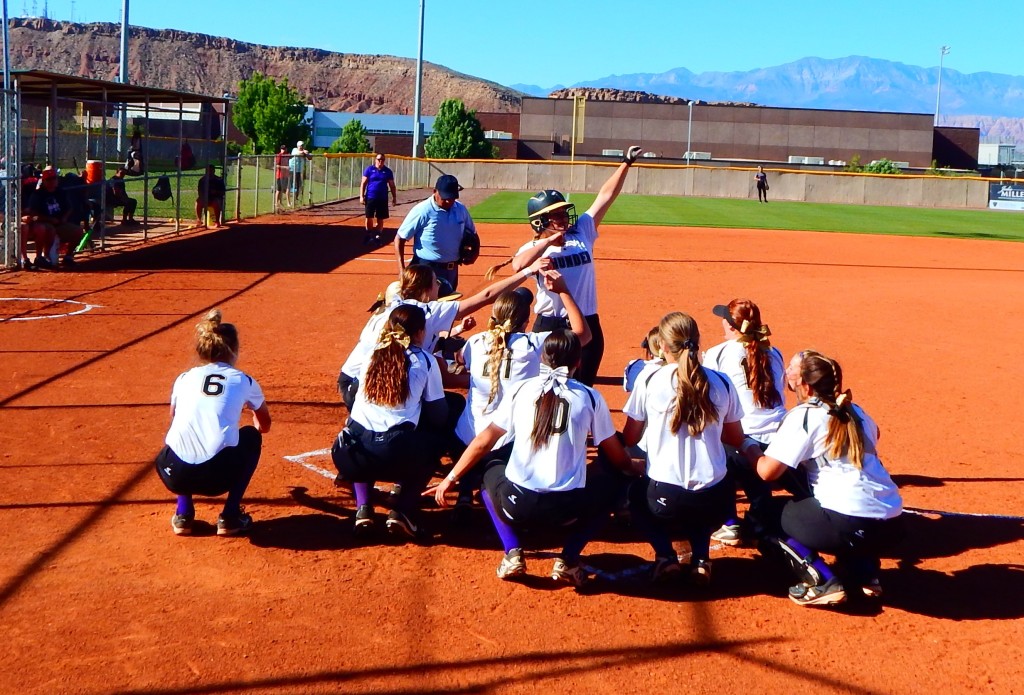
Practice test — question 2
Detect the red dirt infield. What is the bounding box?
[2,198,1024,694]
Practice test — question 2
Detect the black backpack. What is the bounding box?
[152,175,172,201]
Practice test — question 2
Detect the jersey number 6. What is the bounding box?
[202,373,225,396]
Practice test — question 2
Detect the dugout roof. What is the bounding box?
[11,69,230,105]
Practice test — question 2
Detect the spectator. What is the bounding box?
[23,166,84,269]
[274,144,290,210]
[394,174,476,294]
[289,140,312,206]
[359,153,398,245]
[196,164,226,228]
[109,168,140,225]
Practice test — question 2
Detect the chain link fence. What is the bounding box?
[1,86,18,268]
[224,153,432,220]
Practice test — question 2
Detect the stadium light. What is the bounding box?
[934,45,950,127]
[412,0,425,157]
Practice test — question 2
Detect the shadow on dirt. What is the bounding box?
[78,220,379,274]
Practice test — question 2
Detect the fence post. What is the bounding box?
[234,156,242,222]
[323,153,328,203]
[252,155,259,220]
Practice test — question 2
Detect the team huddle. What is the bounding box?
[154,145,903,609]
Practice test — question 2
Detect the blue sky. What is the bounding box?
[14,0,1020,87]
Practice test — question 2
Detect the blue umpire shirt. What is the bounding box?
[396,196,476,263]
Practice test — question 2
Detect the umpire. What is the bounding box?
[394,174,477,294]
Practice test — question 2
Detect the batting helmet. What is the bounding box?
[459,230,480,265]
[527,189,577,233]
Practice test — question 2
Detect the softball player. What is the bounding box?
[427,330,634,585]
[331,304,447,540]
[702,299,788,545]
[742,350,903,606]
[484,145,643,386]
[623,326,665,392]
[336,258,550,409]
[621,312,745,586]
[154,309,272,537]
[450,272,591,518]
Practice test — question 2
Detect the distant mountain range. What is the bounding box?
[513,56,1024,144]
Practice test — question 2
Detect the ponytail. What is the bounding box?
[362,305,425,408]
[801,353,867,468]
[669,340,716,436]
[195,308,238,364]
[659,312,717,436]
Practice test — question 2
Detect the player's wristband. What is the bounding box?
[445,472,458,483]
[521,268,532,278]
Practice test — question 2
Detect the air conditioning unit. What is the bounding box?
[684,151,711,160]
[484,130,513,140]
[602,149,624,157]
[641,152,658,158]
[788,155,824,165]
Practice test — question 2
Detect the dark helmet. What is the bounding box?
[527,189,577,233]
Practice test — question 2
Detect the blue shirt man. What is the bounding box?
[360,153,398,244]
[394,174,476,293]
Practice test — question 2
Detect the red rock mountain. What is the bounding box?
[6,17,522,114]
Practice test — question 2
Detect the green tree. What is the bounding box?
[424,99,497,159]
[327,119,372,153]
[232,72,310,155]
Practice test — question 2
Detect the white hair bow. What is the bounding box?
[539,364,570,395]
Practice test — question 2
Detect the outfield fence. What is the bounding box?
[435,159,1013,210]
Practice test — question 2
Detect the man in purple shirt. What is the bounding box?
[359,153,398,245]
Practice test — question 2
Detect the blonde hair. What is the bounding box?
[658,312,716,436]
[484,290,532,410]
[195,309,238,364]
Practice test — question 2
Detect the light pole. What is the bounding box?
[686,100,693,163]
[412,0,425,158]
[934,45,949,127]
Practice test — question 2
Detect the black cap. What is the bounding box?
[712,304,739,330]
[435,174,462,199]
[512,286,534,304]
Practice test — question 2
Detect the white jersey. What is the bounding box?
[766,400,903,519]
[454,330,551,446]
[339,298,459,381]
[623,364,743,490]
[702,340,786,442]
[164,362,266,464]
[517,213,599,317]
[349,346,445,431]
[492,369,616,493]
[624,357,665,392]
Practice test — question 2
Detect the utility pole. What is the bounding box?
[411,0,425,158]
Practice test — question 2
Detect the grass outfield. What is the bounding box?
[470,191,1024,242]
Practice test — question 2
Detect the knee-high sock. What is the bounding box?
[353,482,373,508]
[176,495,194,516]
[784,537,835,582]
[481,488,521,554]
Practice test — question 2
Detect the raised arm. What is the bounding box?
[542,270,592,346]
[509,231,564,272]
[455,256,550,319]
[586,145,642,227]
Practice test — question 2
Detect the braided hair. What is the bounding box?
[659,312,716,436]
[483,290,532,411]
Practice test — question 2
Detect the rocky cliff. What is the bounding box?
[6,17,523,114]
